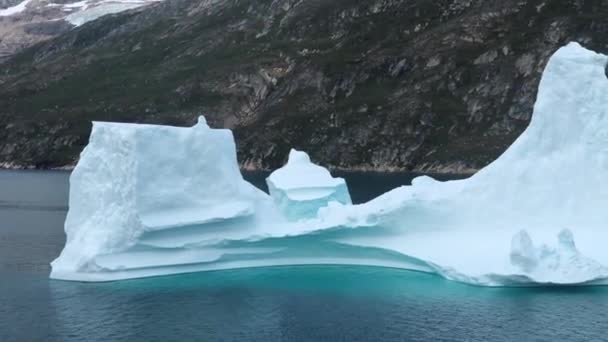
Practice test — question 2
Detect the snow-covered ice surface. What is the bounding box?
[51,43,608,286]
[0,0,32,16]
[267,149,352,220]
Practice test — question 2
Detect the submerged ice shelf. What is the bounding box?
[51,42,608,286]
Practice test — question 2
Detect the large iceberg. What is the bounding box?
[266,149,351,220]
[51,42,608,286]
[51,117,286,280]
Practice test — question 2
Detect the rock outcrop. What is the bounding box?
[1,0,607,172]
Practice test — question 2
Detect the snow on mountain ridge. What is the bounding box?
[1,0,160,22]
[0,0,162,59]
[0,0,32,16]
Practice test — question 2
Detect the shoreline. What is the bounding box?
[0,162,478,176]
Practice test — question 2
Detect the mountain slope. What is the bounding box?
[0,0,161,61]
[1,0,607,171]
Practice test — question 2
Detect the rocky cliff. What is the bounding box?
[1,0,607,172]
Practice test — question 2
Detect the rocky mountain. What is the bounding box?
[0,0,160,61]
[0,0,607,172]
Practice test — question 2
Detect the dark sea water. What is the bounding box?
[1,170,607,342]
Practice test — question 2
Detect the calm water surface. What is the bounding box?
[1,170,607,342]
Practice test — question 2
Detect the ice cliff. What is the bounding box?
[51,42,608,286]
[51,117,285,280]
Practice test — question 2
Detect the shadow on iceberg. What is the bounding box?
[51,42,608,287]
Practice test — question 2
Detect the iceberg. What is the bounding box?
[51,42,608,286]
[50,117,286,281]
[266,149,352,221]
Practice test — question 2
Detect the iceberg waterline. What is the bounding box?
[51,43,608,286]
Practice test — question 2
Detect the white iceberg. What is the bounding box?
[51,42,608,286]
[50,117,285,281]
[266,149,352,221]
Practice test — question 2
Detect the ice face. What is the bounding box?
[508,229,608,284]
[50,117,284,279]
[51,43,608,286]
[266,149,352,221]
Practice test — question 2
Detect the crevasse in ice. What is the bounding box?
[51,42,608,286]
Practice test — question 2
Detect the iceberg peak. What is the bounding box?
[269,149,340,190]
[266,149,352,220]
[196,115,209,127]
[287,149,311,164]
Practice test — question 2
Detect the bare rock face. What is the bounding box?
[0,0,160,61]
[0,0,607,172]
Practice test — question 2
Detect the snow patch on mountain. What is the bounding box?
[0,0,31,16]
[65,1,150,26]
[59,0,162,26]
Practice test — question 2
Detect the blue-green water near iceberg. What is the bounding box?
[1,170,607,341]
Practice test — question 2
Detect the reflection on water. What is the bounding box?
[1,170,606,342]
[2,266,607,341]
